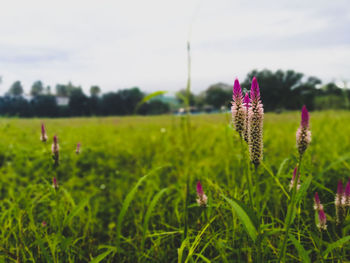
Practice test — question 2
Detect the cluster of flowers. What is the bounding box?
[40,123,81,190]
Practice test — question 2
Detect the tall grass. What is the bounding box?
[0,111,350,261]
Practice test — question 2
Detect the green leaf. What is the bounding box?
[134,90,167,113]
[63,197,90,227]
[90,248,116,263]
[295,175,312,204]
[222,194,258,242]
[289,234,310,263]
[322,236,350,258]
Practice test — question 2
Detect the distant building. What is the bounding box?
[56,97,69,106]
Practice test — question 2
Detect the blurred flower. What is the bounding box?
[231,78,245,137]
[42,221,47,227]
[76,142,81,154]
[248,77,264,166]
[160,128,166,133]
[243,92,250,143]
[296,106,311,156]
[52,135,59,166]
[335,180,344,224]
[196,181,208,207]
[40,123,48,142]
[317,209,327,231]
[314,192,323,211]
[289,166,300,191]
[52,177,58,189]
[344,178,350,207]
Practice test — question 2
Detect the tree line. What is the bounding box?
[0,69,349,117]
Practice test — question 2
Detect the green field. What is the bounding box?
[0,111,350,262]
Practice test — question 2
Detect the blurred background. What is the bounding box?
[0,0,349,117]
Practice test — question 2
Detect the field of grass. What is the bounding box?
[0,111,350,262]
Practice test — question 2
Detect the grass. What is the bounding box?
[0,111,350,262]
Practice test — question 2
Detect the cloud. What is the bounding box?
[0,0,349,95]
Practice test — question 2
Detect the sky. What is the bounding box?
[0,0,349,95]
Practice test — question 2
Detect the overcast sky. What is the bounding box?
[0,0,349,95]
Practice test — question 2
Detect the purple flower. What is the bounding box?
[52,177,58,189]
[335,180,345,224]
[317,209,327,231]
[196,181,208,207]
[76,142,81,154]
[248,77,264,166]
[231,78,245,137]
[314,192,323,211]
[40,123,48,142]
[296,106,311,156]
[243,93,250,142]
[344,178,350,207]
[289,166,300,191]
[42,221,47,227]
[52,135,59,166]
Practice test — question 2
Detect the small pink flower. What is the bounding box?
[52,177,58,189]
[76,142,81,154]
[296,106,311,156]
[243,93,250,142]
[317,209,327,231]
[42,221,47,227]
[52,135,59,166]
[314,192,323,211]
[231,78,245,137]
[344,178,350,207]
[40,123,48,142]
[335,180,345,224]
[196,181,208,207]
[289,166,300,191]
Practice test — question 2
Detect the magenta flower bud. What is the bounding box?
[314,192,323,211]
[248,77,264,166]
[344,178,350,207]
[296,106,311,156]
[40,123,48,142]
[76,142,81,154]
[231,78,245,137]
[42,221,47,227]
[317,209,327,231]
[196,181,208,207]
[52,177,58,189]
[250,77,260,101]
[289,166,300,191]
[52,135,59,166]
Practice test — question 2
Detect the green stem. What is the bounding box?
[242,139,253,209]
[278,155,303,262]
[254,165,262,263]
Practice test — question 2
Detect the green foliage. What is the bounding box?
[0,111,350,261]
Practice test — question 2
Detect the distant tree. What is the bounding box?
[90,85,101,97]
[55,84,69,97]
[68,88,89,116]
[175,89,195,106]
[31,95,58,117]
[46,86,51,95]
[30,81,44,96]
[138,100,170,115]
[205,82,231,109]
[8,81,24,97]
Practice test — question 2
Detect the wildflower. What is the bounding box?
[314,192,323,211]
[52,177,58,189]
[317,209,327,231]
[40,123,48,142]
[196,181,208,207]
[296,106,311,156]
[76,142,81,154]
[52,135,59,166]
[344,178,350,207]
[289,166,300,191]
[335,180,344,224]
[243,92,250,143]
[248,77,264,166]
[42,221,47,227]
[231,78,245,137]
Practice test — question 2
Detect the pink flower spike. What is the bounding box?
[233,78,242,100]
[289,166,300,191]
[40,123,48,142]
[317,209,327,230]
[52,177,58,189]
[345,179,350,207]
[250,77,260,101]
[196,181,208,207]
[42,221,47,227]
[301,105,309,128]
[243,92,250,109]
[314,192,323,211]
[76,142,81,154]
[337,180,344,196]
